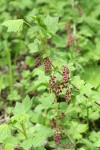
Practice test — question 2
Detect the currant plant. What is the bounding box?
[0,1,100,150]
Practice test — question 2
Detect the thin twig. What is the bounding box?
[94,102,100,106]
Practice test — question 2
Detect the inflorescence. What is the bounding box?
[49,65,72,103]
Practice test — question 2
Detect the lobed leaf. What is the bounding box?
[2,19,24,32]
[0,124,10,143]
[28,39,41,53]
[44,15,59,34]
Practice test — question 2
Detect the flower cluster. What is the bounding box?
[66,20,81,52]
[56,83,63,96]
[62,65,70,83]
[77,4,82,17]
[65,88,72,102]
[35,57,41,67]
[50,112,65,144]
[67,33,73,48]
[43,57,52,74]
[50,112,65,145]
[53,130,62,144]
[65,3,82,51]
[49,76,63,97]
[49,65,72,101]
[49,75,56,93]
[65,21,73,48]
[50,113,65,129]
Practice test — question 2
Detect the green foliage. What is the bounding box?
[44,15,59,34]
[69,122,88,140]
[28,39,41,53]
[4,143,14,150]
[13,95,32,115]
[2,19,24,32]
[0,0,100,149]
[21,125,53,149]
[0,124,10,143]
[78,131,100,150]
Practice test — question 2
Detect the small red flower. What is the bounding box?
[35,57,41,67]
[43,58,52,74]
[62,65,70,83]
[53,130,62,145]
[65,88,72,102]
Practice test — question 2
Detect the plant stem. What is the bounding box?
[71,0,77,46]
[86,107,89,135]
[24,21,32,27]
[65,130,76,148]
[14,125,34,150]
[21,121,28,139]
[14,48,19,67]
[13,126,25,135]
[4,40,13,93]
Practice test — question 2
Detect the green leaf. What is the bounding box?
[12,95,32,115]
[26,82,48,94]
[79,139,95,149]
[44,15,59,34]
[0,124,10,143]
[78,148,86,150]
[22,95,32,112]
[30,68,49,92]
[32,125,53,148]
[31,111,45,124]
[2,19,24,32]
[21,138,33,150]
[34,148,46,150]
[21,125,53,149]
[28,39,41,53]
[39,93,54,109]
[7,90,21,101]
[82,65,100,88]
[69,122,88,140]
[4,135,19,145]
[89,131,100,147]
[79,25,94,37]
[10,114,29,123]
[80,83,93,97]
[94,140,100,147]
[12,102,26,115]
[52,35,66,48]
[89,111,99,120]
[72,76,85,89]
[21,70,31,78]
[4,143,14,150]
